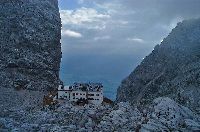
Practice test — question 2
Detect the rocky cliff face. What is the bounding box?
[0,0,61,91]
[117,18,200,111]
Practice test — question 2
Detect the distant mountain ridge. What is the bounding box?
[117,18,200,112]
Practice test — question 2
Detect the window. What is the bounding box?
[96,94,99,96]
[73,93,75,96]
[88,98,94,100]
[88,94,94,96]
[80,93,82,95]
[76,93,78,95]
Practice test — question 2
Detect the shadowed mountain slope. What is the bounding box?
[117,18,200,112]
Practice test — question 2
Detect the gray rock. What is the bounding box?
[117,18,200,111]
[0,98,199,131]
[141,97,200,131]
[184,119,200,131]
[0,0,62,91]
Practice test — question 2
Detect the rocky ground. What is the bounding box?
[0,89,199,132]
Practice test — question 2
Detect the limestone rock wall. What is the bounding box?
[117,18,200,111]
[0,0,62,91]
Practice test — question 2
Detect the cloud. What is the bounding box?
[127,38,145,43]
[60,0,200,71]
[78,0,84,4]
[160,17,183,31]
[94,36,110,41]
[60,0,200,51]
[61,29,83,38]
[60,7,110,30]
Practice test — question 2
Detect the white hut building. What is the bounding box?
[57,83,103,105]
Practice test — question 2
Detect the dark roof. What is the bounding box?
[70,82,103,92]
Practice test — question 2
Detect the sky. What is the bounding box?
[58,0,200,86]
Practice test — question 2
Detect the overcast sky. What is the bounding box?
[58,0,200,82]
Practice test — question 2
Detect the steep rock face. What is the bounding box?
[0,0,61,91]
[117,18,200,111]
